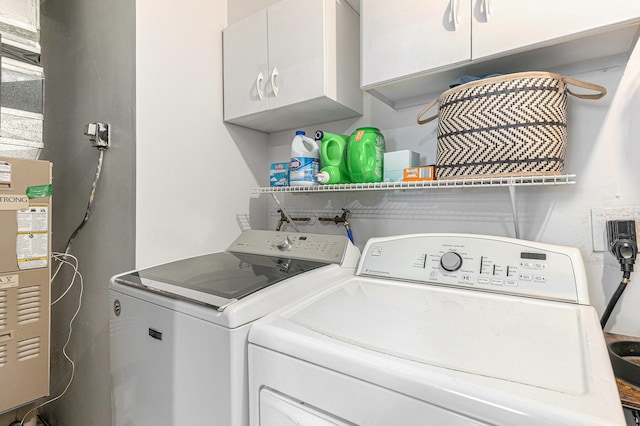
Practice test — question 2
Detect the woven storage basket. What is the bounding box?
[417,72,606,179]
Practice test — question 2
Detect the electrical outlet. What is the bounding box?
[591,207,640,251]
[84,122,110,149]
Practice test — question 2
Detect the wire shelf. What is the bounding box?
[253,174,577,194]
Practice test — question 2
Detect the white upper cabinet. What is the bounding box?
[223,10,269,121]
[361,0,471,88]
[223,0,363,133]
[361,0,640,108]
[266,0,325,110]
[472,0,640,59]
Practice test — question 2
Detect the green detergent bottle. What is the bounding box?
[347,127,385,183]
[315,131,350,184]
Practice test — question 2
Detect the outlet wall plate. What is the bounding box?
[84,122,110,149]
[591,207,640,252]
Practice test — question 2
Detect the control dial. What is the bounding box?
[274,235,292,251]
[440,251,463,272]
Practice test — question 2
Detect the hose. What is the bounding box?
[344,221,354,244]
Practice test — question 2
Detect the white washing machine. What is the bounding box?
[109,230,359,426]
[248,233,625,426]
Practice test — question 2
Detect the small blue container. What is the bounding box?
[270,162,289,187]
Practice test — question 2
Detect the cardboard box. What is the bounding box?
[404,165,435,181]
[270,162,289,187]
[384,150,420,182]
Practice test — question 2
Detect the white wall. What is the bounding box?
[587,46,640,336]
[136,0,268,268]
[263,50,640,336]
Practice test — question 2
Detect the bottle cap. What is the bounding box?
[295,130,305,135]
[317,171,329,184]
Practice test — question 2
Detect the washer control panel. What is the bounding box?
[228,229,357,265]
[358,234,587,304]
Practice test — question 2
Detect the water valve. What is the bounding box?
[84,122,110,149]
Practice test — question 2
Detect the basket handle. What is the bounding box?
[417,98,440,125]
[561,76,607,100]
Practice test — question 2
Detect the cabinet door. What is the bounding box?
[223,10,269,122]
[361,0,472,88]
[266,0,326,110]
[472,0,640,59]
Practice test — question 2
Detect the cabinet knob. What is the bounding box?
[450,0,461,30]
[256,72,264,100]
[482,0,492,22]
[271,67,279,97]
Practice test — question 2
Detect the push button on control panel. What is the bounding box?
[477,276,490,285]
[521,261,547,270]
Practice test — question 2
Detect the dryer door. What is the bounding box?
[260,388,353,426]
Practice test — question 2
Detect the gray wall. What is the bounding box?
[37,0,135,425]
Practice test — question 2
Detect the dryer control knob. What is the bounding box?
[440,251,463,272]
[275,235,292,251]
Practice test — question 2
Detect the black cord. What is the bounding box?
[600,270,631,328]
[63,149,104,254]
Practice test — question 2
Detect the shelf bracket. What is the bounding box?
[271,193,300,232]
[507,182,520,239]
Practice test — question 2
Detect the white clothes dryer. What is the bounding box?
[248,233,624,426]
[109,230,359,426]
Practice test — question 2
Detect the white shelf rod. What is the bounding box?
[254,174,576,194]
[508,184,520,239]
[259,174,576,240]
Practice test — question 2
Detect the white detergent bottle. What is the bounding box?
[289,131,320,186]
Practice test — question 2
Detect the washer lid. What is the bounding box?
[115,252,328,310]
[286,278,591,395]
